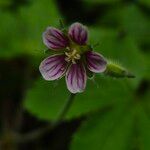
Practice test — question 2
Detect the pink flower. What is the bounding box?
[39,22,107,93]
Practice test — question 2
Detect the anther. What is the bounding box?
[65,48,81,64]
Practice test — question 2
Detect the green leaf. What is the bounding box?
[120,5,150,45]
[0,11,21,58]
[138,106,150,150]
[0,0,61,58]
[71,104,134,150]
[19,0,61,56]
[24,76,131,120]
[139,0,150,7]
[142,52,150,80]
[83,0,121,4]
[0,0,12,7]
[70,87,150,150]
[98,5,150,47]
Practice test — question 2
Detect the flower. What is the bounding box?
[39,22,107,93]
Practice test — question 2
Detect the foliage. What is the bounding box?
[0,0,149,149]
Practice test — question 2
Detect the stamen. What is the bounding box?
[65,52,70,57]
[66,47,70,51]
[72,49,77,55]
[72,59,76,64]
[65,48,81,64]
[74,54,81,59]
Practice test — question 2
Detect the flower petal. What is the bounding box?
[43,27,69,50]
[86,51,107,73]
[39,55,67,80]
[68,22,88,45]
[66,63,87,93]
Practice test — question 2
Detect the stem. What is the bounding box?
[16,93,76,143]
[56,93,76,122]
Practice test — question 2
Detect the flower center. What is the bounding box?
[65,48,81,64]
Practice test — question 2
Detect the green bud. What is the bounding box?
[104,60,135,78]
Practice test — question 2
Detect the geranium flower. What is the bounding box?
[39,22,107,93]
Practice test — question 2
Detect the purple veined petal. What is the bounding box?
[39,54,67,80]
[66,63,87,93]
[43,27,69,50]
[86,51,107,73]
[68,22,88,45]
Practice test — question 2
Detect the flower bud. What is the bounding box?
[104,60,135,78]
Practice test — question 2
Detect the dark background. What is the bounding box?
[0,0,150,149]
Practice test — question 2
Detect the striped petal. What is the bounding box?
[86,51,107,73]
[43,27,69,50]
[66,63,87,93]
[68,22,88,45]
[39,55,67,80]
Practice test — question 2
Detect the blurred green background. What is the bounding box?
[0,0,150,149]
